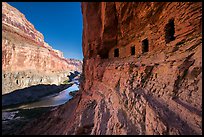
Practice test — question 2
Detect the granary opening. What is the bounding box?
[98,49,109,59]
[89,49,94,58]
[142,39,149,53]
[131,46,135,55]
[164,18,175,43]
[114,48,119,57]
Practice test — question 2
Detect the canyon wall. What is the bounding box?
[19,2,202,135]
[2,2,82,94]
[79,2,202,135]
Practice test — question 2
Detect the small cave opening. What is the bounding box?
[89,49,94,58]
[164,18,175,43]
[98,48,109,59]
[114,48,119,57]
[131,46,135,55]
[142,39,149,53]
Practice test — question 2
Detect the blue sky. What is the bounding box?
[8,2,83,60]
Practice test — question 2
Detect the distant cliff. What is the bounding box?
[2,2,82,94]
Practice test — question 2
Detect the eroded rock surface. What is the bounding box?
[2,2,82,94]
[19,2,202,135]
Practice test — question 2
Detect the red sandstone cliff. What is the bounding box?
[19,2,202,135]
[2,2,82,73]
[2,2,82,94]
[79,2,202,135]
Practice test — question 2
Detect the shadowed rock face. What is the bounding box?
[18,2,202,135]
[2,2,82,94]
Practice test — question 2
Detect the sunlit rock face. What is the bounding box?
[18,2,202,135]
[2,2,82,94]
[79,2,202,135]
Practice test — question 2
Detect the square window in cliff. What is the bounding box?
[114,48,119,57]
[131,46,135,55]
[89,49,94,58]
[142,39,149,53]
[98,49,109,59]
[164,18,175,43]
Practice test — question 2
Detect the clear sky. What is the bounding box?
[8,2,83,60]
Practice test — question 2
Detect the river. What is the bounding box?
[2,80,79,112]
[2,78,80,135]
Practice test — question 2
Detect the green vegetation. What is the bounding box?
[63,79,69,84]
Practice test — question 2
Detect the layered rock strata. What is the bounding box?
[19,2,202,135]
[2,2,82,94]
[2,70,71,95]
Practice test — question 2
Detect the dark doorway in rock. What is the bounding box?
[89,49,94,58]
[142,39,149,53]
[131,46,135,55]
[164,18,175,43]
[98,49,109,59]
[114,48,119,57]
